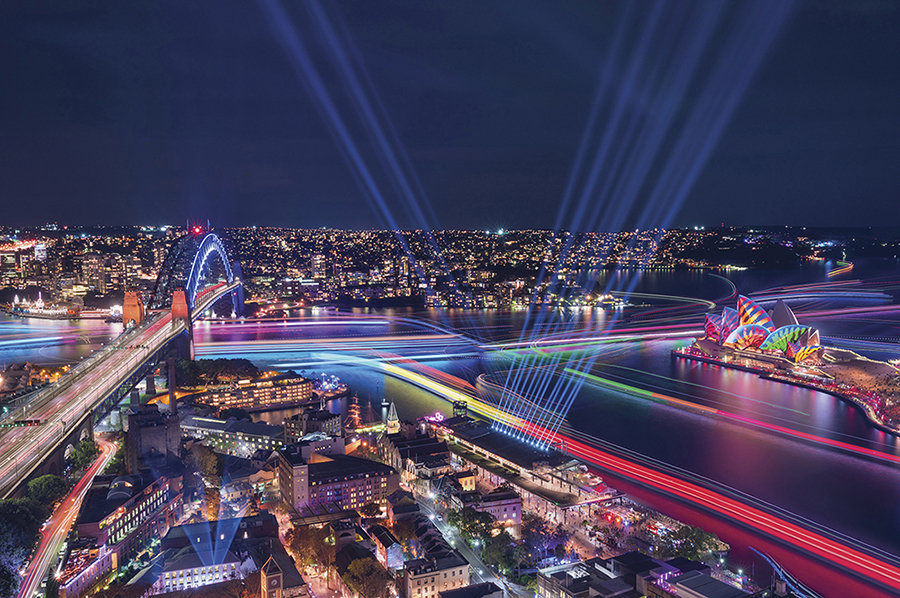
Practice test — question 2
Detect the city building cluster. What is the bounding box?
[1,224,897,312]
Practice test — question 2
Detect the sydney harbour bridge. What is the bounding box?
[0,229,243,499]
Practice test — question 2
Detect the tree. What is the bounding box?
[342,558,390,598]
[0,498,50,597]
[68,439,99,470]
[522,513,550,557]
[447,507,494,541]
[391,519,417,554]
[240,571,261,598]
[286,525,318,569]
[554,543,567,560]
[103,450,127,477]
[0,562,19,598]
[359,502,382,518]
[312,526,337,579]
[512,543,530,574]
[187,444,223,484]
[549,524,572,555]
[28,475,69,507]
[655,525,721,561]
[482,530,515,573]
[204,486,221,521]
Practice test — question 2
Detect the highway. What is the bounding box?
[0,281,238,499]
[17,436,117,598]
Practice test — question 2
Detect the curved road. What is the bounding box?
[17,436,117,598]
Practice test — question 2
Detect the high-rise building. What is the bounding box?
[0,251,20,283]
[311,254,326,279]
[153,243,168,271]
[80,254,109,293]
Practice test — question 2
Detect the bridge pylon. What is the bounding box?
[231,261,245,317]
[171,288,194,360]
[123,290,145,327]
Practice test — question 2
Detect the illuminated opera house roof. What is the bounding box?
[704,296,822,363]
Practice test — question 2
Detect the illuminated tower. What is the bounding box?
[386,402,399,435]
[260,550,283,598]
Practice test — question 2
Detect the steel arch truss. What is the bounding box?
[185,233,236,312]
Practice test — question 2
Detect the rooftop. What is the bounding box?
[368,524,399,548]
[162,547,240,573]
[446,441,581,507]
[672,570,748,598]
[162,513,277,549]
[182,414,283,439]
[77,473,160,524]
[308,453,397,484]
[405,550,468,576]
[446,419,568,470]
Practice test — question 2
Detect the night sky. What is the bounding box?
[1,1,898,231]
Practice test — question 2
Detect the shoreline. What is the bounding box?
[673,347,900,437]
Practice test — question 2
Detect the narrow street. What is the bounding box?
[416,500,532,598]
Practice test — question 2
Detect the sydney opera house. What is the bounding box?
[701,295,823,364]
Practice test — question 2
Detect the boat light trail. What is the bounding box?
[827,261,854,278]
[362,354,900,591]
[564,368,900,466]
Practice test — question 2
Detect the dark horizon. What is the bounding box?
[2,1,899,230]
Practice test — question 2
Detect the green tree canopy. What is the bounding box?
[447,506,494,541]
[481,530,515,573]
[286,526,314,568]
[174,358,261,387]
[204,486,221,521]
[391,519,417,552]
[0,497,50,597]
[68,439,99,470]
[0,562,19,598]
[187,444,223,484]
[102,450,127,477]
[27,475,69,507]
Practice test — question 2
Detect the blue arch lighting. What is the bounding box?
[185,233,235,310]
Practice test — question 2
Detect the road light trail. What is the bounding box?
[17,436,117,598]
[0,282,236,498]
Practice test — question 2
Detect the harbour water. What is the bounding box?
[5,263,900,593]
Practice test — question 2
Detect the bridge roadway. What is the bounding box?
[0,281,239,499]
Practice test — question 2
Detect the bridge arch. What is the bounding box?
[148,230,244,315]
[185,233,240,314]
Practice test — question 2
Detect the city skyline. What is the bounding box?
[2,1,899,230]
